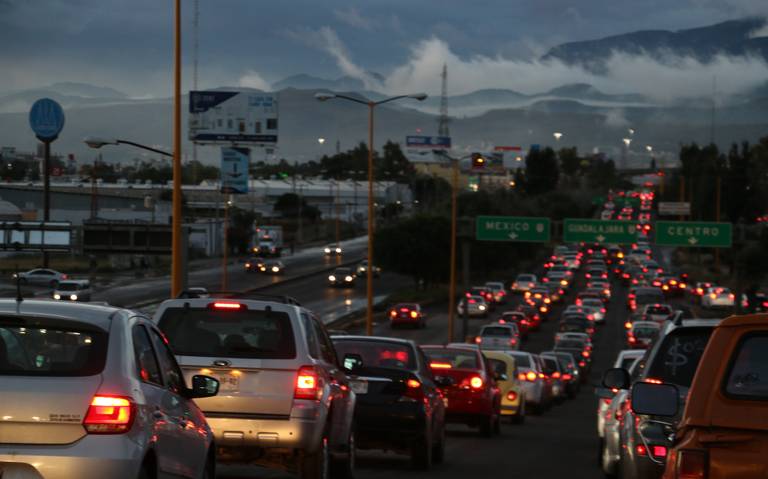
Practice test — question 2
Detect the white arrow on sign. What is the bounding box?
[596,234,606,242]
[509,232,518,240]
[688,237,698,245]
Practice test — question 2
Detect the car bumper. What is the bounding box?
[353,403,426,450]
[207,409,323,456]
[520,381,544,405]
[0,435,143,479]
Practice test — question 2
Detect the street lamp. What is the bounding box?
[553,132,563,142]
[84,137,173,158]
[315,91,428,335]
[318,137,326,145]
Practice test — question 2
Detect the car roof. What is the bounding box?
[57,279,89,285]
[632,321,661,328]
[0,299,126,330]
[331,335,415,347]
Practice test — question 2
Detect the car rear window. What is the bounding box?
[633,326,660,338]
[424,348,478,370]
[481,326,512,337]
[333,340,416,371]
[557,339,585,349]
[724,334,768,399]
[645,327,714,387]
[646,306,671,315]
[620,356,639,370]
[0,324,107,376]
[157,306,296,359]
[517,275,535,282]
[56,282,81,291]
[507,352,531,368]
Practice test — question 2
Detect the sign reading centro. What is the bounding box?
[655,221,732,247]
[476,216,551,242]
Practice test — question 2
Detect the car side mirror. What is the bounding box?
[188,375,219,399]
[631,382,679,416]
[434,375,455,387]
[343,353,364,373]
[494,372,508,382]
[602,367,630,390]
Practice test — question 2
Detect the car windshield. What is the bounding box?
[633,326,659,338]
[645,327,715,387]
[517,275,535,282]
[0,323,107,376]
[334,268,352,275]
[724,334,768,399]
[333,340,416,371]
[557,339,586,349]
[157,306,296,359]
[481,326,512,337]
[424,348,478,370]
[507,352,531,368]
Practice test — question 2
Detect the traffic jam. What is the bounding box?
[2,192,767,479]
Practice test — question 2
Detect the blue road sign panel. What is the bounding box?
[220,147,250,194]
[405,136,451,149]
[29,98,65,141]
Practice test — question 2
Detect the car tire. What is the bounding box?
[431,424,445,464]
[330,430,355,479]
[492,413,501,435]
[511,400,525,424]
[479,414,495,437]
[410,432,433,470]
[300,436,330,479]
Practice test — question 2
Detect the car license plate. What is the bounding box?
[350,380,368,395]
[216,374,240,392]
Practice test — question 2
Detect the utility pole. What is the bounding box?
[221,196,230,290]
[715,176,721,272]
[191,0,200,184]
[447,157,458,343]
[679,176,686,222]
[461,239,470,341]
[90,155,99,219]
[438,64,450,137]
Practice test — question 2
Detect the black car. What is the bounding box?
[331,336,447,470]
[541,351,580,398]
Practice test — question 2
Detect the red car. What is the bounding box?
[422,345,501,436]
[499,311,530,339]
[388,303,427,328]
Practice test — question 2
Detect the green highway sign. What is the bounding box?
[655,221,732,248]
[476,216,551,242]
[563,219,637,244]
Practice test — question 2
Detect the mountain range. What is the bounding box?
[0,18,766,167]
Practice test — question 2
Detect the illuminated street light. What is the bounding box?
[318,137,326,145]
[553,132,563,141]
[646,145,653,152]
[623,138,632,147]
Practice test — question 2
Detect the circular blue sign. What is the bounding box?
[29,98,65,141]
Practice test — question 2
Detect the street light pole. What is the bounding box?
[171,0,183,297]
[447,156,458,343]
[315,91,427,336]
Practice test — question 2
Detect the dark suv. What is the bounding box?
[602,317,721,479]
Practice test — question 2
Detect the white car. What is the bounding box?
[701,287,735,309]
[600,356,643,476]
[323,244,343,256]
[580,298,606,323]
[476,324,520,351]
[457,295,488,317]
[0,300,220,479]
[52,279,92,302]
[641,303,674,323]
[511,274,537,293]
[596,350,644,440]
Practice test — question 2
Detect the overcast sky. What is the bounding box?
[1,0,767,98]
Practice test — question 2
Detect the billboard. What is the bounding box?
[220,147,250,194]
[189,90,278,145]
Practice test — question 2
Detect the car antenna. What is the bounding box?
[15,265,23,304]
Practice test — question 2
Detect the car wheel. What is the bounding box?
[300,436,330,479]
[511,399,525,424]
[410,432,433,470]
[479,414,494,437]
[492,413,501,435]
[431,424,445,464]
[331,430,355,479]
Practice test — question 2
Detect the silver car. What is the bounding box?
[0,299,220,479]
[52,279,92,302]
[153,296,356,479]
[505,351,549,414]
[12,268,68,288]
[476,324,520,351]
[600,357,643,477]
[597,349,645,439]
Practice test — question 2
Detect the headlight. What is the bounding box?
[324,248,331,253]
[70,294,78,301]
[245,263,251,268]
[336,248,342,253]
[12,273,18,279]
[329,275,336,281]
[345,275,353,282]
[53,293,61,300]
[272,266,280,272]
[479,305,487,311]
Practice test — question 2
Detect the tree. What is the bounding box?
[374,215,450,285]
[523,147,559,196]
[558,147,581,179]
[273,193,321,221]
[378,141,415,181]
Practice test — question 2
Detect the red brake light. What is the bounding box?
[652,445,667,458]
[390,310,397,317]
[475,336,482,344]
[677,449,708,479]
[211,302,243,310]
[551,371,561,379]
[506,391,518,401]
[562,373,572,381]
[468,299,476,304]
[400,307,409,312]
[582,351,591,358]
[83,395,135,434]
[430,362,452,369]
[406,379,421,388]
[636,444,647,456]
[295,366,321,400]
[518,373,526,381]
[469,376,484,389]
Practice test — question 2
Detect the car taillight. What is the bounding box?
[295,366,321,400]
[509,338,518,346]
[578,361,586,367]
[211,301,243,310]
[628,336,636,343]
[506,391,518,401]
[475,336,482,344]
[636,444,648,456]
[652,445,668,459]
[676,450,708,479]
[410,311,418,319]
[83,395,135,434]
[582,351,591,358]
[518,373,527,381]
[551,372,561,379]
[390,310,397,317]
[526,371,537,381]
[430,362,452,369]
[469,376,484,389]
[562,373,572,381]
[710,293,716,299]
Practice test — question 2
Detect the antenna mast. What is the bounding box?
[438,63,450,137]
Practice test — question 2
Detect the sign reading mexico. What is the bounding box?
[189,90,278,145]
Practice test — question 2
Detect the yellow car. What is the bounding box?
[483,351,526,424]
